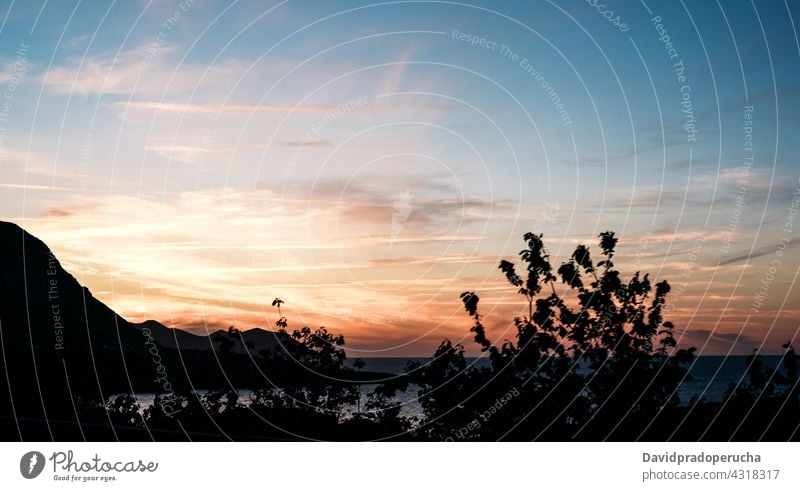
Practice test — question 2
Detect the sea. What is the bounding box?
[125,355,786,419]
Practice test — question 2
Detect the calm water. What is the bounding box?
[124,356,785,418]
[348,355,786,404]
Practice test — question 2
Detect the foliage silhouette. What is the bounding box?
[405,231,799,441]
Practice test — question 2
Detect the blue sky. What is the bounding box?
[1,0,799,356]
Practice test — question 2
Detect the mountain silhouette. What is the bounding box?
[0,221,286,439]
[0,221,141,437]
[136,320,281,355]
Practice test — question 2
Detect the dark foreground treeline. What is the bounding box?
[1,223,798,441]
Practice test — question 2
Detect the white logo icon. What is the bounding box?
[20,451,45,479]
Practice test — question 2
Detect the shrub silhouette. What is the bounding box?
[409,231,697,440]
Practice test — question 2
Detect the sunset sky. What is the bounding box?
[1,0,799,356]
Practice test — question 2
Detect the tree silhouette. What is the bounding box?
[272,298,287,328]
[410,231,697,440]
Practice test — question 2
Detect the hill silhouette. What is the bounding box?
[134,320,282,354]
[0,221,304,439]
[0,221,150,437]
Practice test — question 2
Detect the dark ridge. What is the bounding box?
[0,221,293,440]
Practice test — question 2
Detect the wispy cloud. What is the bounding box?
[119,101,350,115]
[116,100,455,116]
[146,140,330,163]
[38,45,250,96]
[16,181,509,353]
